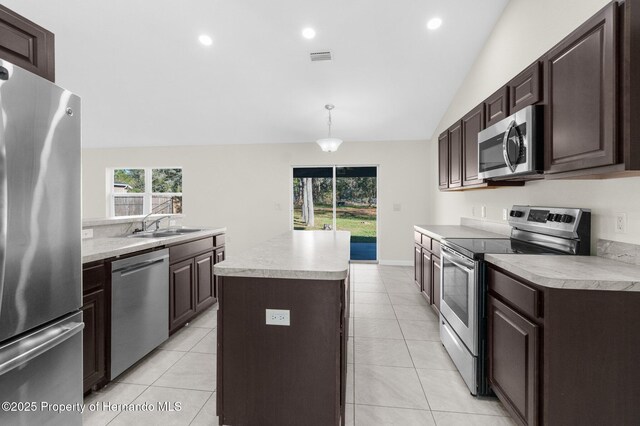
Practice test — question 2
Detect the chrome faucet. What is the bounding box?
[143,215,172,232]
[133,196,177,233]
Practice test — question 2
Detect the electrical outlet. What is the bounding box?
[169,219,177,226]
[615,213,627,233]
[502,208,508,221]
[266,309,290,326]
[481,206,487,218]
[393,203,401,212]
[471,206,476,217]
[81,229,93,239]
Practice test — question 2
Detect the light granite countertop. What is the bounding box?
[414,225,506,241]
[82,227,226,263]
[214,231,351,280]
[485,254,640,292]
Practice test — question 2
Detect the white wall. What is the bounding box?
[82,140,430,262]
[428,0,640,250]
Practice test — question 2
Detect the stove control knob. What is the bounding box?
[546,213,555,222]
[554,214,564,222]
[561,214,574,223]
[510,210,523,218]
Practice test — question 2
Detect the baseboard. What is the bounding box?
[378,260,412,266]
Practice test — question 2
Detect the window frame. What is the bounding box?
[109,167,183,217]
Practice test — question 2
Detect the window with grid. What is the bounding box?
[110,168,182,216]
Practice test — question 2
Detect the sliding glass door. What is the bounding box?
[292,166,377,261]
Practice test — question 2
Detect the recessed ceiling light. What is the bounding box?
[427,17,443,30]
[302,28,316,39]
[198,34,213,46]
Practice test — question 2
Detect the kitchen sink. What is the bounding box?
[128,228,203,238]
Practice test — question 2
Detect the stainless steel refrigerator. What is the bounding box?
[0,59,83,425]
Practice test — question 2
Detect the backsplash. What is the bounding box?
[597,239,640,266]
[82,215,184,238]
[460,217,511,236]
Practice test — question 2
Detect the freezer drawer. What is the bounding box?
[111,249,169,379]
[0,311,84,426]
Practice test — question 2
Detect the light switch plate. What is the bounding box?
[481,206,487,218]
[266,309,290,326]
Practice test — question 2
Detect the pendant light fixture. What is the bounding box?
[316,104,343,152]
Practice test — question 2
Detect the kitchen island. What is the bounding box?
[214,231,351,426]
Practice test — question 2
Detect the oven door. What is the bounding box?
[440,246,478,355]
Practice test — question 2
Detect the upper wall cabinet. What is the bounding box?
[462,104,485,186]
[447,121,463,189]
[543,3,618,175]
[438,131,449,190]
[509,61,542,114]
[484,86,510,127]
[0,5,55,82]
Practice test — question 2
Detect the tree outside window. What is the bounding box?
[111,168,182,216]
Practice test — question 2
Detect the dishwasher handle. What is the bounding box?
[113,255,168,275]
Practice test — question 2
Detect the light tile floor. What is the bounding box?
[83,264,515,426]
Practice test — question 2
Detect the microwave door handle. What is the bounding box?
[502,120,517,173]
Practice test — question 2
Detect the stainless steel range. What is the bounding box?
[439,206,591,396]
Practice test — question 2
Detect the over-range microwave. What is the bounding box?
[477,105,543,180]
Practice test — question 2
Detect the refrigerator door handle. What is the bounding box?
[0,321,84,376]
[0,78,7,320]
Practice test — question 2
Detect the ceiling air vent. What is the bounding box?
[310,51,332,62]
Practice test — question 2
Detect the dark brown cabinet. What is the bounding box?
[488,295,539,426]
[544,3,618,175]
[169,258,197,332]
[195,252,215,311]
[218,272,349,425]
[438,131,449,190]
[484,86,509,127]
[431,255,441,315]
[448,121,463,188]
[168,234,225,334]
[413,230,441,315]
[421,250,432,303]
[509,61,542,114]
[82,261,108,394]
[462,105,485,186]
[486,264,640,425]
[413,244,422,290]
[0,5,55,81]
[214,247,225,299]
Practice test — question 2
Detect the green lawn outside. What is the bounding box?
[293,204,377,243]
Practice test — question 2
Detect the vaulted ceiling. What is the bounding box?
[5,0,509,148]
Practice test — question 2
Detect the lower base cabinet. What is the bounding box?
[82,261,108,394]
[487,264,640,425]
[431,255,441,315]
[217,272,349,426]
[413,231,441,314]
[169,258,197,332]
[488,295,538,426]
[421,250,432,303]
[169,235,225,334]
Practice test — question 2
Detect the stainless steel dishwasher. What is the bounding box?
[110,249,169,379]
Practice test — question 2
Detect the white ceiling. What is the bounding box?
[5,0,508,148]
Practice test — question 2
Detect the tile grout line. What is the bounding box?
[104,384,150,425]
[189,391,216,426]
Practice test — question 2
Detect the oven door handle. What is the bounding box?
[441,246,474,271]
